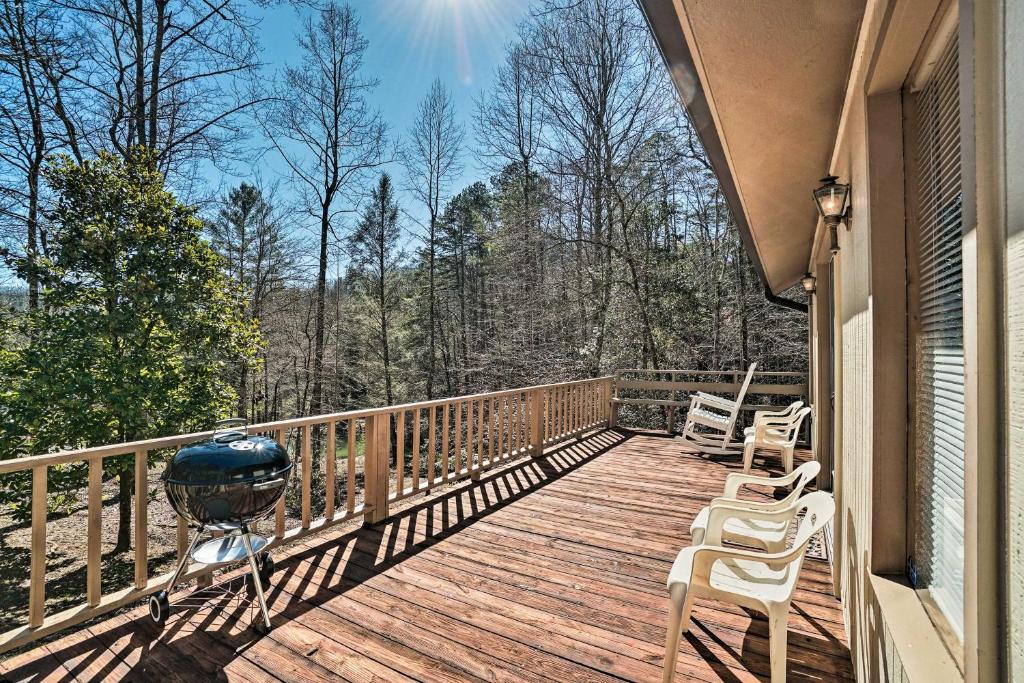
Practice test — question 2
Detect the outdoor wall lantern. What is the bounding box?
[800,273,816,294]
[813,174,851,255]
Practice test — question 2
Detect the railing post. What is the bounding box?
[87,459,103,607]
[605,376,617,429]
[300,425,312,529]
[134,449,148,589]
[363,413,390,525]
[667,371,677,434]
[529,388,546,458]
[29,465,46,627]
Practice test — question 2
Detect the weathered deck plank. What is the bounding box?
[1,430,852,682]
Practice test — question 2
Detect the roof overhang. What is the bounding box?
[639,0,865,293]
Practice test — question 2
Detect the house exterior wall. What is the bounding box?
[997,0,1023,676]
[810,0,1016,680]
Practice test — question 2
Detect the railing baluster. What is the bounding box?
[396,410,406,495]
[561,386,568,436]
[562,386,569,436]
[176,516,188,565]
[498,397,507,460]
[604,377,614,426]
[326,420,336,520]
[585,383,592,428]
[347,419,356,514]
[29,465,46,627]
[134,449,147,589]
[530,388,545,457]
[582,384,588,429]
[546,389,553,441]
[428,405,437,488]
[87,459,102,607]
[568,386,574,434]
[453,401,463,478]
[572,385,578,433]
[520,392,528,452]
[412,407,421,490]
[275,428,286,537]
[489,398,497,466]
[441,403,450,481]
[476,398,485,475]
[508,395,517,455]
[301,425,311,529]
[468,401,475,475]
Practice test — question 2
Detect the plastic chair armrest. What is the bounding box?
[723,469,802,498]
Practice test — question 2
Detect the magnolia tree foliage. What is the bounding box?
[0,150,259,526]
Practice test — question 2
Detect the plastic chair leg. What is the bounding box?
[769,604,789,683]
[662,583,687,683]
[742,441,755,472]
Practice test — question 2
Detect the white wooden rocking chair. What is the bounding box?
[678,363,757,455]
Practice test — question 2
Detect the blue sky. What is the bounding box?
[226,0,533,238]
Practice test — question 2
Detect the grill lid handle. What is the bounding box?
[252,478,285,491]
[213,417,249,436]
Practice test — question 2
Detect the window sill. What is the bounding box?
[869,573,963,681]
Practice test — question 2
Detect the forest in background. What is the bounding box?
[0,0,808,445]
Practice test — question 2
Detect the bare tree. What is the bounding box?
[403,78,462,398]
[261,2,386,428]
[474,43,543,257]
[54,0,267,180]
[349,173,403,406]
[527,0,677,371]
[208,182,298,417]
[0,0,74,308]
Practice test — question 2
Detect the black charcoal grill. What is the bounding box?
[149,418,291,632]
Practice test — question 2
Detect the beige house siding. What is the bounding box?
[1001,0,1023,677]
[818,0,1015,679]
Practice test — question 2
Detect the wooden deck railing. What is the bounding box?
[610,368,808,433]
[0,376,613,654]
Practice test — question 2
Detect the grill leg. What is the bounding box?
[164,525,205,595]
[241,531,272,631]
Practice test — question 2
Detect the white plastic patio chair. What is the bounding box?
[662,491,836,683]
[689,460,820,551]
[743,400,803,437]
[679,363,757,455]
[742,405,811,474]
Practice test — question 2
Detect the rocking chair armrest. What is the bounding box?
[693,392,737,410]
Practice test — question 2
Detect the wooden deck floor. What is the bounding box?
[1,430,852,683]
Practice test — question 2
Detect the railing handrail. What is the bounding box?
[614,368,805,377]
[0,375,615,474]
[607,367,809,434]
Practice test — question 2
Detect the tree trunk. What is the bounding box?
[310,203,330,422]
[114,461,133,553]
[427,212,436,398]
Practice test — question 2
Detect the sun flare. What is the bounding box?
[409,0,520,86]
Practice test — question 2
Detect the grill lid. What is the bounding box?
[164,428,290,486]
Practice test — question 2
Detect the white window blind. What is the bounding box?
[911,31,964,638]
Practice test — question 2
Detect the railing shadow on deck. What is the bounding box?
[11,428,634,681]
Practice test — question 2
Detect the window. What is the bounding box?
[908,28,964,643]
